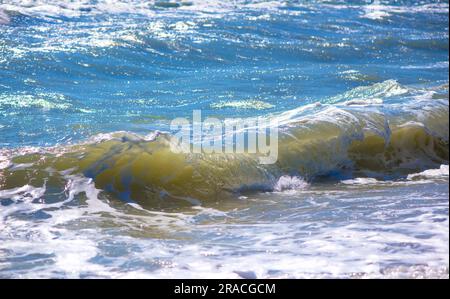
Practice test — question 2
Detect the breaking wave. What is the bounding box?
[0,81,447,209]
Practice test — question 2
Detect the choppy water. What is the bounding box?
[0,0,449,278]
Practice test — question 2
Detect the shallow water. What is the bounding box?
[0,0,449,278]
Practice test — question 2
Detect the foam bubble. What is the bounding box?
[273,176,308,192]
[341,177,381,185]
[361,2,449,20]
[211,100,275,110]
[0,155,11,170]
[408,165,449,181]
[344,98,383,106]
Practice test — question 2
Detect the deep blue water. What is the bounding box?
[0,0,448,147]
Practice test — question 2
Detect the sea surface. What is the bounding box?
[0,0,448,278]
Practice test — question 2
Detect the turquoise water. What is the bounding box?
[0,0,448,278]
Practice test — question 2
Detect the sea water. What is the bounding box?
[0,0,448,278]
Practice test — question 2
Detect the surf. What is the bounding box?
[1,84,447,209]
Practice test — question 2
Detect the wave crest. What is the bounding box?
[1,82,447,208]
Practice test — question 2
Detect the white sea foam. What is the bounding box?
[407,165,449,181]
[0,155,11,170]
[0,0,250,18]
[341,177,381,185]
[0,93,72,110]
[0,8,9,24]
[0,176,448,278]
[326,80,409,105]
[362,3,392,20]
[361,2,449,20]
[273,175,308,192]
[341,166,450,186]
[211,100,275,110]
[344,97,383,106]
[2,1,447,19]
[402,61,449,70]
